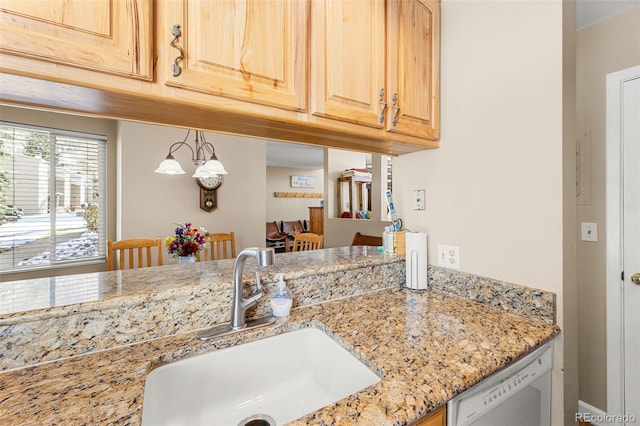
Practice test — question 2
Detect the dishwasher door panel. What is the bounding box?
[447,342,553,426]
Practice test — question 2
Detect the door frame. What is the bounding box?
[606,64,640,421]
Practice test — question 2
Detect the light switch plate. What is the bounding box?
[581,222,598,242]
[413,189,426,210]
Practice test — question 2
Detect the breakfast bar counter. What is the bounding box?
[0,247,559,425]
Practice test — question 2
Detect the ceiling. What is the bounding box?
[576,0,640,30]
[266,140,324,169]
[266,0,640,169]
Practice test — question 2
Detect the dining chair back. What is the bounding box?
[351,232,383,247]
[107,238,163,271]
[291,232,324,252]
[199,232,236,261]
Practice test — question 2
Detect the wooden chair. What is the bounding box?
[107,238,163,271]
[198,232,236,261]
[351,232,382,247]
[282,220,306,250]
[291,232,324,252]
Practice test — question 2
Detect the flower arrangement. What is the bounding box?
[165,222,209,258]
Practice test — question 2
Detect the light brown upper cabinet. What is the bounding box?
[311,0,386,128]
[311,0,440,139]
[0,0,440,155]
[0,0,153,80]
[162,0,309,112]
[387,0,440,139]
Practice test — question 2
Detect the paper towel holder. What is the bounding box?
[405,232,428,290]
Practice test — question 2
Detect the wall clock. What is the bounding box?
[196,175,223,211]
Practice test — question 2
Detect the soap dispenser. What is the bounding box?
[383,226,395,255]
[270,274,292,318]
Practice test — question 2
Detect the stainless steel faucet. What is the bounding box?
[197,247,275,340]
[230,247,274,329]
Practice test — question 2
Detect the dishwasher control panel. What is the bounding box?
[480,358,547,409]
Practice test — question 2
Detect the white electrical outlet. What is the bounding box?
[581,222,598,242]
[437,245,459,269]
[413,189,426,210]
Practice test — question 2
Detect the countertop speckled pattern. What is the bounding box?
[0,248,559,425]
[0,247,394,321]
[1,248,405,370]
[0,287,559,425]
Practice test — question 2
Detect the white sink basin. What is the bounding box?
[141,327,380,426]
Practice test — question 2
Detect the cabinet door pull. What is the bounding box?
[170,24,184,77]
[391,93,400,126]
[378,88,387,124]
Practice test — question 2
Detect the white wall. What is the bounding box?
[396,0,564,286]
[118,121,266,257]
[392,1,571,424]
[576,4,640,410]
[266,166,323,222]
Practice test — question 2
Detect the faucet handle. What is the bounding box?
[255,272,263,291]
[242,289,262,308]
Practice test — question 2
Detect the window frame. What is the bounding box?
[0,120,108,274]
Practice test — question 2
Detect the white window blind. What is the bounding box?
[0,122,107,273]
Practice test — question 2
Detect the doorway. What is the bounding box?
[606,65,640,425]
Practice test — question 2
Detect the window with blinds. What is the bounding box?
[0,122,107,273]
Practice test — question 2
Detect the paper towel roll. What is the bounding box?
[405,232,428,290]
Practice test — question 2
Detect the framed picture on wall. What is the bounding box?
[291,175,315,188]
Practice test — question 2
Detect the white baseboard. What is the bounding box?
[577,400,612,426]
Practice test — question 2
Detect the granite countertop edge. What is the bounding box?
[0,248,399,325]
[0,286,560,426]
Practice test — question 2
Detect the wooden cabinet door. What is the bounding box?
[308,207,324,235]
[0,0,153,80]
[164,0,308,112]
[311,0,386,128]
[387,0,440,139]
[413,405,446,426]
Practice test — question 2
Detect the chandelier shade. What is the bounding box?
[154,154,186,175]
[192,157,228,178]
[155,130,228,177]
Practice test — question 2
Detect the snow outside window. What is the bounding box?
[0,122,107,273]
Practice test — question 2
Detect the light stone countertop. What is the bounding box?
[0,288,559,425]
[0,246,392,322]
[0,248,559,425]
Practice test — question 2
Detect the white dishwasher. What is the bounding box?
[447,341,553,426]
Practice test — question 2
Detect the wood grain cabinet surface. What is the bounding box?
[311,0,440,140]
[0,0,153,80]
[387,0,440,140]
[413,405,446,426]
[308,206,324,235]
[0,0,440,155]
[163,0,308,112]
[311,0,386,128]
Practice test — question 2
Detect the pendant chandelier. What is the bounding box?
[154,129,228,178]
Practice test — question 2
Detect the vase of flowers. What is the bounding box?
[165,222,209,262]
[178,256,196,264]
